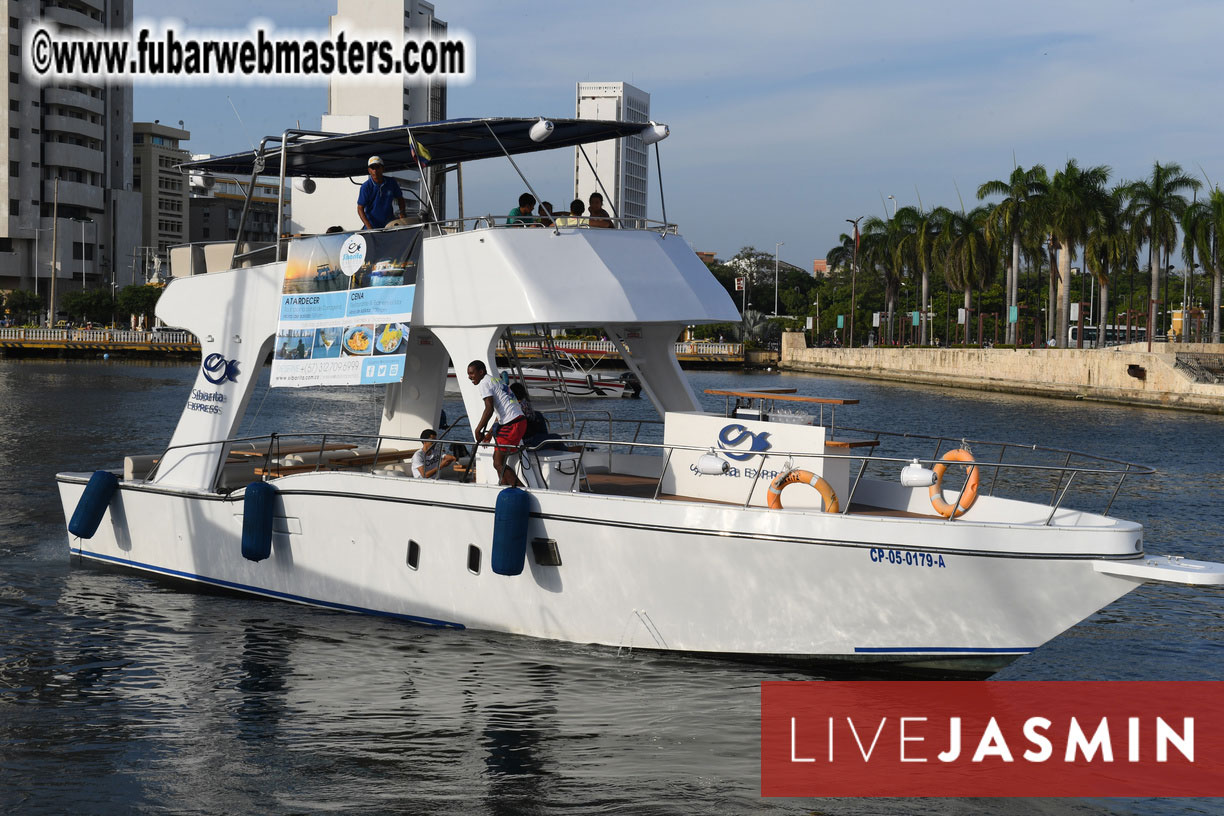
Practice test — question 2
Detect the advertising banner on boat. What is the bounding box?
[271,230,418,388]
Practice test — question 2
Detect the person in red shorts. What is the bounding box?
[468,360,526,487]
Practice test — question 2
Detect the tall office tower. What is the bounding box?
[574,82,650,225]
[293,0,448,234]
[133,121,189,276]
[1,0,141,310]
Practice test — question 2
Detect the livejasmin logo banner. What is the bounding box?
[761,682,1224,797]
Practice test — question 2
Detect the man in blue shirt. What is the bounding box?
[357,156,407,230]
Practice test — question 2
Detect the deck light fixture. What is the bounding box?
[641,122,670,145]
[696,450,730,475]
[900,459,937,488]
[529,118,555,142]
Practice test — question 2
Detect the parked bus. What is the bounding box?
[1068,324,1147,346]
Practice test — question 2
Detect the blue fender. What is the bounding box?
[241,481,277,562]
[491,486,530,576]
[68,470,119,539]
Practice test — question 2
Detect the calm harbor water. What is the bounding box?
[1,359,1221,815]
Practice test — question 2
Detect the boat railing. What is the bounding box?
[423,215,680,236]
[515,432,1153,521]
[145,426,1152,523]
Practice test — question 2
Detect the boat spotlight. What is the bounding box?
[641,122,670,145]
[529,118,555,142]
[696,450,730,476]
[900,459,937,488]
[294,176,316,194]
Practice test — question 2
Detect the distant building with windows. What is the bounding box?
[132,121,189,270]
[189,176,282,246]
[812,259,829,277]
[1,0,141,312]
[574,81,650,226]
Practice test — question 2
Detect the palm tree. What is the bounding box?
[1048,160,1110,347]
[1126,162,1201,342]
[856,215,905,342]
[977,164,1049,345]
[903,206,949,345]
[937,205,997,344]
[1182,186,1224,343]
[1084,184,1133,348]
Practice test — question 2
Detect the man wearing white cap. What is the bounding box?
[356,156,408,230]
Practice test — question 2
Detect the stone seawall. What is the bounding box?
[780,333,1224,413]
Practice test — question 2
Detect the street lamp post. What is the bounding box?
[846,217,863,348]
[887,195,896,218]
[773,241,784,316]
[72,217,94,290]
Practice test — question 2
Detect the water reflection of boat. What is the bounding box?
[57,116,1224,678]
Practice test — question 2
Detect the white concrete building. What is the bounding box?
[574,82,650,225]
[1,0,140,313]
[292,0,446,235]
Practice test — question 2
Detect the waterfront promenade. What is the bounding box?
[0,327,199,357]
[780,332,1224,413]
[0,329,744,365]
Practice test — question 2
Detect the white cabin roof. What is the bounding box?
[418,227,739,327]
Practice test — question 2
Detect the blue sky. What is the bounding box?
[134,0,1224,269]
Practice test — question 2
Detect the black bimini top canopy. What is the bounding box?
[179,117,652,178]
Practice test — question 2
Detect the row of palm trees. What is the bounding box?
[827,161,1223,347]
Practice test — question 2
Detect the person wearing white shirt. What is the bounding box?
[410,428,456,478]
[468,360,526,487]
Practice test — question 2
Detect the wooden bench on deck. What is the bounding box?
[255,448,419,479]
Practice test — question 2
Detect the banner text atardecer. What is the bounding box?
[271,230,417,388]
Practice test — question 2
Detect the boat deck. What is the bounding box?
[581,472,936,518]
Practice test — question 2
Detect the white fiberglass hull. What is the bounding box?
[57,471,1154,674]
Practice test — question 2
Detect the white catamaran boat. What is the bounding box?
[57,117,1224,676]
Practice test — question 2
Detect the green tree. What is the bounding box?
[1049,160,1110,347]
[117,284,164,328]
[859,216,901,341]
[5,289,42,324]
[1084,185,1134,347]
[978,164,1049,345]
[1181,186,1224,343]
[936,206,997,345]
[1127,162,1201,340]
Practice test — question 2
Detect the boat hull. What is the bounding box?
[57,471,1147,674]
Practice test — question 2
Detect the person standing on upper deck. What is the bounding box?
[587,192,614,228]
[357,156,407,230]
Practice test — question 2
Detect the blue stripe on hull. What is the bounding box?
[71,547,465,630]
[855,646,1035,654]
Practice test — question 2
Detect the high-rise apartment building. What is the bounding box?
[1,0,141,310]
[574,82,650,225]
[133,121,189,261]
[293,0,448,234]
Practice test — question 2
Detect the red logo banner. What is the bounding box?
[761,682,1224,797]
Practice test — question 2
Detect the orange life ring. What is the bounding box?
[929,449,980,518]
[767,469,839,512]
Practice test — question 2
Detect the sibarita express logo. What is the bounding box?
[202,353,240,385]
[717,423,771,461]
